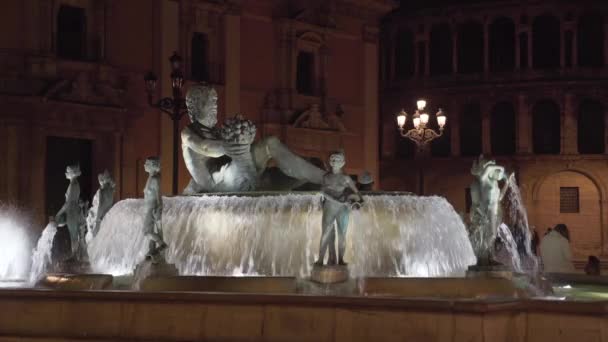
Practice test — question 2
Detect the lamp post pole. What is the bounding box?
[396,100,447,195]
[144,52,188,195]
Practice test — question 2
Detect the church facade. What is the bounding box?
[0,0,394,226]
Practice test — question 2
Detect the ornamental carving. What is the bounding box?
[293,104,347,132]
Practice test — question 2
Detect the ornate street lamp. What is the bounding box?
[396,99,447,150]
[144,51,189,195]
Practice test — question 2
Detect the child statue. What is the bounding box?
[315,151,363,266]
[85,170,115,243]
[54,164,87,262]
[142,157,167,263]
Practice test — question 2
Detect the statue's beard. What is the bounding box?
[189,111,217,128]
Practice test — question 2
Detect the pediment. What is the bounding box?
[44,73,125,108]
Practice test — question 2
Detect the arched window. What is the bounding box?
[532,100,561,154]
[491,102,516,155]
[458,21,484,73]
[578,99,605,154]
[296,51,315,95]
[578,14,604,67]
[430,23,453,75]
[532,15,561,69]
[395,29,415,79]
[57,5,86,60]
[460,103,482,156]
[191,32,210,82]
[489,17,516,72]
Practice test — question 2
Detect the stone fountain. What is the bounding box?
[84,84,477,291]
[33,85,543,297]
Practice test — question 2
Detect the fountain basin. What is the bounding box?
[0,288,605,342]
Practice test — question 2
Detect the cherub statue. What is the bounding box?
[181,84,325,194]
[55,164,87,261]
[85,170,115,243]
[142,157,167,262]
[315,151,363,266]
[469,155,514,266]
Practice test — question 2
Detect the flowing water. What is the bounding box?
[502,177,539,274]
[89,193,476,277]
[0,204,33,281]
[29,222,57,284]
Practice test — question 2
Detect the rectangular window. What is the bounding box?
[191,32,210,82]
[465,188,472,213]
[296,51,314,95]
[560,187,580,213]
[57,5,87,60]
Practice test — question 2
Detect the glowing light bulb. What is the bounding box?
[396,110,407,128]
[416,99,427,111]
[436,108,446,128]
[413,117,421,129]
[420,113,429,125]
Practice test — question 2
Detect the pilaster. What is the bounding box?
[562,93,578,154]
[224,9,241,116]
[517,94,532,154]
[362,25,380,188]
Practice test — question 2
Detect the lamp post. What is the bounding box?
[396,99,447,151]
[396,99,447,195]
[144,52,188,195]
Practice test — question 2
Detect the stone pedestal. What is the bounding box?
[53,259,92,275]
[310,264,349,284]
[466,264,513,280]
[132,259,179,290]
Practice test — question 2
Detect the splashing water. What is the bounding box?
[496,223,523,272]
[89,193,475,277]
[503,177,539,274]
[0,204,33,280]
[29,222,58,284]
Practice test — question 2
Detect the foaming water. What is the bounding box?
[0,204,33,280]
[89,193,475,277]
[503,177,539,274]
[29,222,57,284]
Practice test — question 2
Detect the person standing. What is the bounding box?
[540,224,575,273]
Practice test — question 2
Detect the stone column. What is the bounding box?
[515,29,521,70]
[573,28,578,67]
[224,9,241,116]
[414,39,420,77]
[4,125,19,202]
[450,103,461,157]
[560,24,566,68]
[484,23,490,72]
[605,22,608,66]
[362,26,380,188]
[425,37,430,76]
[452,31,458,73]
[528,30,533,68]
[388,30,396,80]
[604,108,608,155]
[159,0,179,194]
[563,93,578,154]
[517,94,532,154]
[30,126,46,225]
[481,110,491,155]
[276,20,294,125]
[113,133,123,199]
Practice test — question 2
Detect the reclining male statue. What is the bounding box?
[181,84,326,193]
